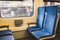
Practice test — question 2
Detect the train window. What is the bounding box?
[0,0,34,18]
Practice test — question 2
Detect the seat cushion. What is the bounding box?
[0,35,14,40]
[28,27,41,32]
[0,30,12,36]
[31,30,52,39]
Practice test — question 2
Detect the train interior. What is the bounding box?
[0,0,60,40]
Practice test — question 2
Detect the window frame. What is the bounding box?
[0,0,34,18]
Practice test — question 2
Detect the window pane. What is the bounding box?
[0,0,34,18]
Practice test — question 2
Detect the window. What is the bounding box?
[0,0,34,18]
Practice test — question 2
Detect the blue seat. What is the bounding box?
[31,30,51,39]
[0,30,14,40]
[28,27,41,32]
[30,6,58,40]
[28,7,45,32]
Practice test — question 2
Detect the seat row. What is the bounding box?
[27,6,59,40]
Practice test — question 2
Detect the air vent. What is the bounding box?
[14,20,23,27]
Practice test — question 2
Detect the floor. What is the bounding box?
[16,36,60,40]
[15,30,60,40]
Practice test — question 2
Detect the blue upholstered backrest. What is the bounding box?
[0,30,14,40]
[44,6,58,34]
[37,7,45,29]
[0,30,12,36]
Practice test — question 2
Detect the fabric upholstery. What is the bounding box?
[28,27,41,32]
[0,36,14,40]
[36,7,45,28]
[31,30,52,39]
[28,7,45,32]
[44,6,58,34]
[0,30,14,40]
[29,6,58,40]
[0,30,12,36]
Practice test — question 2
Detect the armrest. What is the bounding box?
[28,23,36,27]
[0,25,9,30]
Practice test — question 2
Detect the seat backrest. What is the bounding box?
[36,7,45,29]
[0,30,14,40]
[44,6,58,34]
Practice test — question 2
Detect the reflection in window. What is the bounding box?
[0,0,34,18]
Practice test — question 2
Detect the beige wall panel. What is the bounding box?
[0,0,44,32]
